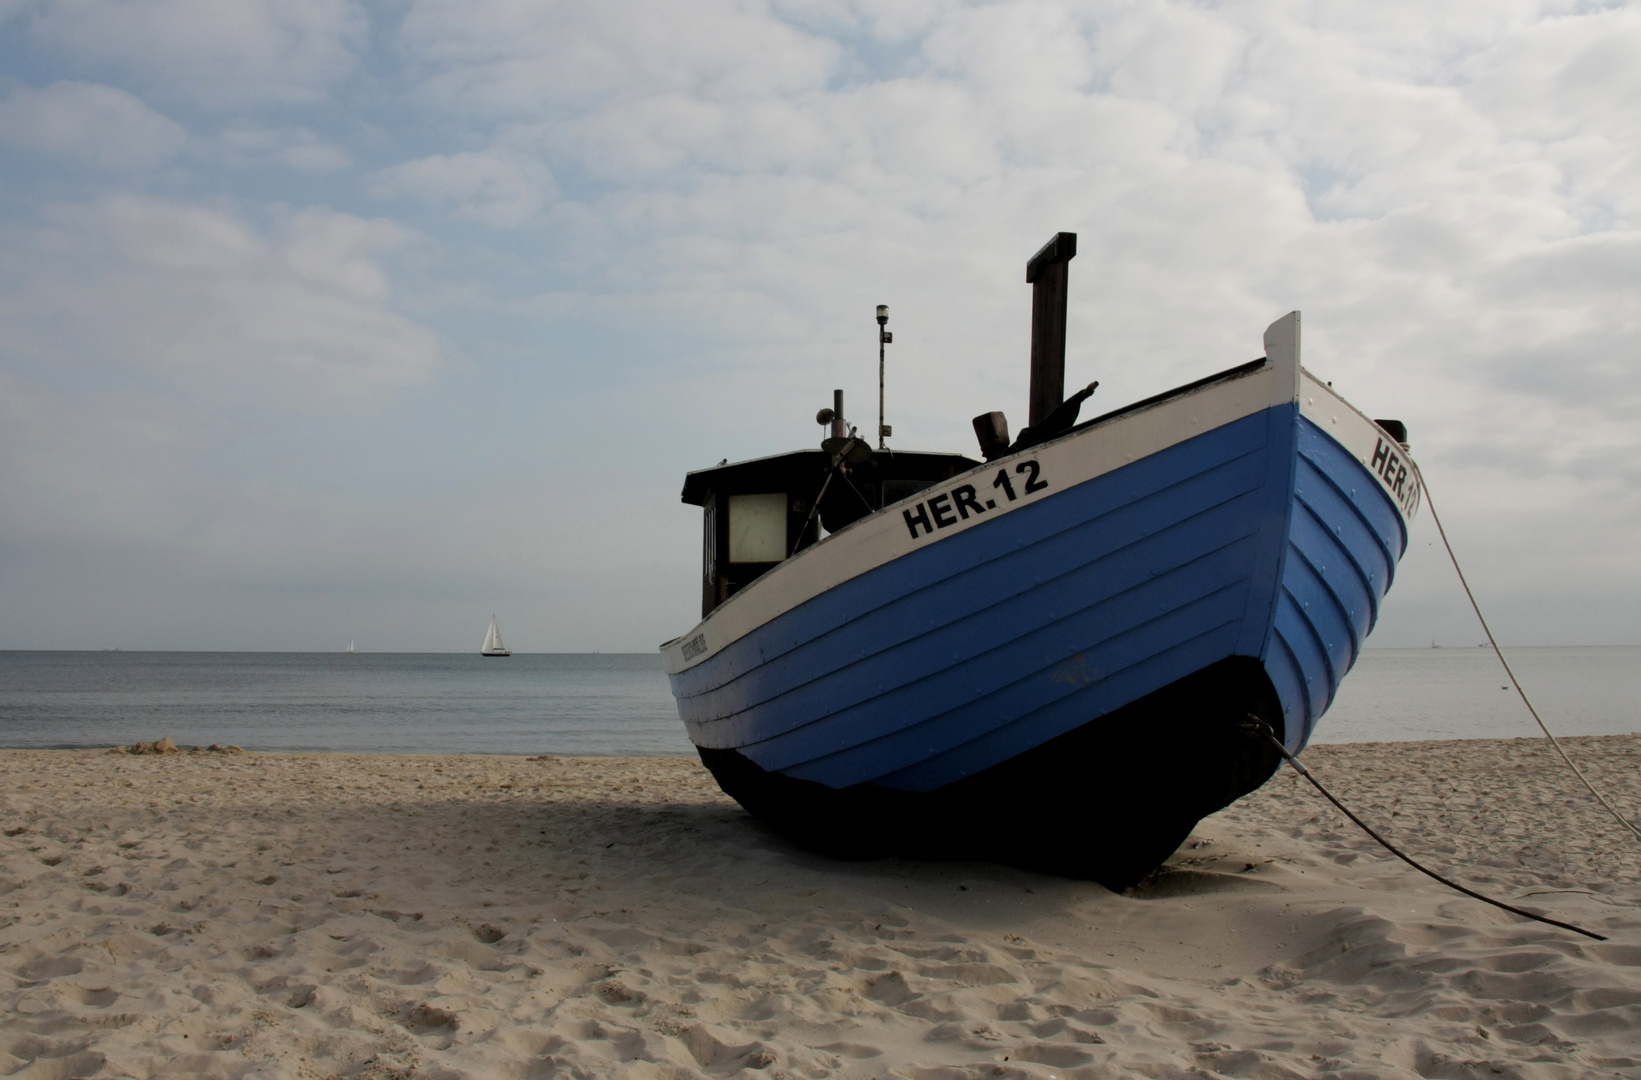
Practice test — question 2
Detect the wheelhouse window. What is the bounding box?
[728,493,787,563]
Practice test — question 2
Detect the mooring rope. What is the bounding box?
[1245,720,1606,941]
[1420,474,1641,845]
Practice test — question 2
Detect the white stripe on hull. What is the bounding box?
[1298,372,1421,522]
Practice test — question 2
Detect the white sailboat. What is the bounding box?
[347,639,356,654]
[481,615,511,657]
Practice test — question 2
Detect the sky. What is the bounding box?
[0,0,1638,652]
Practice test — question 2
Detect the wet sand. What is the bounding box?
[3,735,1639,1078]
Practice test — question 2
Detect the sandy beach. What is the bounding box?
[3,736,1639,1079]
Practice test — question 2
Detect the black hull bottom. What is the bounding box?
[696,656,1285,890]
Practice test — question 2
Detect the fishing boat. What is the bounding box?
[481,616,511,657]
[660,233,1419,888]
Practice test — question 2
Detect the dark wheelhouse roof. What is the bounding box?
[680,448,979,506]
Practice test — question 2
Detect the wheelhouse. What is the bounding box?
[681,448,979,617]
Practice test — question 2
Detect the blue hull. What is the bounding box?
[671,407,1405,783]
[663,319,1418,884]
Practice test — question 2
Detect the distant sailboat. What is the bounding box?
[481,615,511,657]
[347,639,356,654]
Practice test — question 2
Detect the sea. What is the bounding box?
[0,647,1636,755]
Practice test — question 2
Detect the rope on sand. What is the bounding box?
[1245,720,1606,942]
[1421,475,1641,845]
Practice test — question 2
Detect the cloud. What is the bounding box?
[281,140,350,172]
[219,124,351,172]
[1462,6,1641,224]
[0,194,466,649]
[0,196,441,409]
[397,0,838,113]
[0,80,186,168]
[369,150,555,227]
[18,0,364,107]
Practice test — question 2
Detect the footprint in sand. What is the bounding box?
[62,985,119,1008]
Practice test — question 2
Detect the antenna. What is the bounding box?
[876,305,891,449]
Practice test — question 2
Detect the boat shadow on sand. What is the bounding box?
[302,768,1293,912]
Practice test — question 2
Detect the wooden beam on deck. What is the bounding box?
[1026,231,1077,428]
